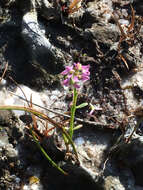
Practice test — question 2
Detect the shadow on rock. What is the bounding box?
[41,163,104,190]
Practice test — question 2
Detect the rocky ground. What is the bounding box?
[0,0,143,189]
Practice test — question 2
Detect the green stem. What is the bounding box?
[69,88,78,138]
[30,128,68,175]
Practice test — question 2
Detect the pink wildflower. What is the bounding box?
[61,62,90,89]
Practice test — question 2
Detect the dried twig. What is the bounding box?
[113,5,142,70]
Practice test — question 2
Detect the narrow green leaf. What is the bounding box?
[73,124,83,130]
[76,103,88,109]
[30,128,68,175]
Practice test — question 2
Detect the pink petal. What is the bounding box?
[67,74,73,79]
[81,74,90,81]
[82,71,90,76]
[61,66,73,75]
[62,78,70,86]
[89,109,94,115]
[82,65,90,70]
[73,76,80,82]
[73,83,80,89]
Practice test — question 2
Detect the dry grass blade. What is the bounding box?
[113,5,139,70]
[68,0,82,14]
[9,76,30,107]
[127,4,135,33]
[113,13,126,38]
[119,53,129,70]
[0,62,8,84]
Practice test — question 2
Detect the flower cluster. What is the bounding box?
[61,62,90,89]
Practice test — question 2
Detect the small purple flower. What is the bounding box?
[61,62,90,89]
[61,66,74,75]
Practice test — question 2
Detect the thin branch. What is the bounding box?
[9,76,30,107]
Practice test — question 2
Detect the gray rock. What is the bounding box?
[4,144,18,158]
[0,110,13,125]
[112,136,143,186]
[21,0,66,73]
[103,176,126,190]
[0,130,9,148]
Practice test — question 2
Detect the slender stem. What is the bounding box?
[30,128,68,175]
[69,88,78,138]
